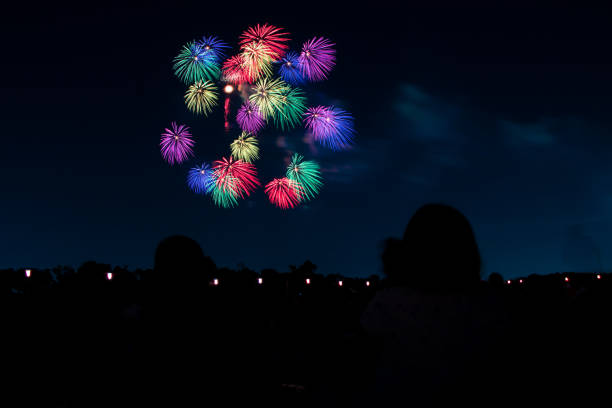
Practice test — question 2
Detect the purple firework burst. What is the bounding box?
[160,122,195,165]
[236,100,265,134]
[303,106,354,150]
[298,37,336,81]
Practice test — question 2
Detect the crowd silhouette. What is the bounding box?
[1,203,611,406]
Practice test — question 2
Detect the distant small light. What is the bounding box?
[25,269,31,278]
[106,272,113,281]
[258,277,263,285]
[565,277,569,282]
[213,278,219,286]
[305,278,310,285]
[338,280,343,287]
[507,280,511,285]
[366,281,370,287]
[224,84,234,94]
[519,279,523,284]
[597,274,601,280]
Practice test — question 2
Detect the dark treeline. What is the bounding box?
[2,205,612,407]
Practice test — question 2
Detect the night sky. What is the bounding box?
[2,3,611,278]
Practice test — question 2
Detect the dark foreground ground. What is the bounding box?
[2,264,611,407]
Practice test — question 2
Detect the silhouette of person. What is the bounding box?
[360,203,506,406]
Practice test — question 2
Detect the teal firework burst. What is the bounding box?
[286,153,323,201]
[173,41,221,84]
[274,86,307,130]
[210,175,240,208]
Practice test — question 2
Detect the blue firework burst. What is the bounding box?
[187,163,215,194]
[278,52,304,85]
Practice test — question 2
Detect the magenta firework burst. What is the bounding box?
[236,100,265,134]
[299,37,336,81]
[160,122,195,164]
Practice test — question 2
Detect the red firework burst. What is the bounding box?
[212,157,260,198]
[222,55,250,84]
[239,23,290,60]
[265,177,303,209]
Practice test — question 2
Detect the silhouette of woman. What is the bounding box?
[361,203,504,406]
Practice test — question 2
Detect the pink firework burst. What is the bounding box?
[222,55,249,84]
[212,156,260,198]
[236,100,265,134]
[299,37,336,81]
[265,177,303,209]
[160,122,195,165]
[239,23,290,61]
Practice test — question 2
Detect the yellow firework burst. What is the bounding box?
[249,77,288,120]
[185,80,218,116]
[230,132,260,163]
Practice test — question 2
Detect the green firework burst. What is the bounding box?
[286,153,323,201]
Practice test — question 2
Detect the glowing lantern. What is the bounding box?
[366,281,370,287]
[597,274,601,280]
[305,278,310,285]
[25,269,31,278]
[338,280,343,287]
[258,277,263,285]
[519,279,523,284]
[565,277,569,282]
[507,280,511,285]
[106,272,113,280]
[213,278,219,286]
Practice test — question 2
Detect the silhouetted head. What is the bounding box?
[488,272,504,288]
[386,203,481,292]
[153,235,212,288]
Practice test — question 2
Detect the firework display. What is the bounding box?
[160,122,195,165]
[163,24,355,208]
